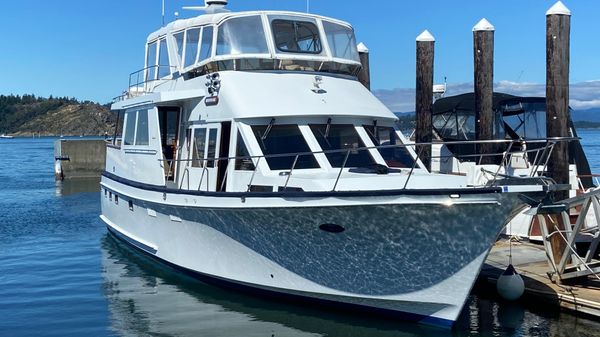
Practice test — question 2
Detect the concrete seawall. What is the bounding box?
[54,139,106,180]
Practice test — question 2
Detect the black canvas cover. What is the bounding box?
[431,92,593,188]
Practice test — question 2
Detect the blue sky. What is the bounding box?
[0,0,598,110]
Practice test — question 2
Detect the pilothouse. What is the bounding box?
[102,0,565,328]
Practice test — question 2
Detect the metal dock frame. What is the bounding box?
[537,188,600,282]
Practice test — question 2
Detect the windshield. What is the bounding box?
[252,124,319,170]
[310,124,375,168]
[323,21,360,61]
[364,125,416,168]
[271,18,323,54]
[217,16,269,55]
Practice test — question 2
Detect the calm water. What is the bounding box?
[2,134,600,337]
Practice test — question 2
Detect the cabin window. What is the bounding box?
[158,38,170,78]
[199,26,214,62]
[271,19,322,54]
[364,125,415,168]
[192,129,207,168]
[174,31,185,65]
[184,28,201,68]
[252,124,319,170]
[235,132,255,171]
[146,41,158,81]
[323,21,360,61]
[206,128,218,168]
[124,111,137,146]
[216,16,269,55]
[135,109,149,146]
[309,124,375,168]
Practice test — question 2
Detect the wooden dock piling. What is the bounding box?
[357,43,370,90]
[546,1,571,200]
[473,19,495,164]
[415,30,435,171]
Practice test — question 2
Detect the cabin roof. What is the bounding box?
[147,10,353,42]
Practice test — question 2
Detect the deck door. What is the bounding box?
[188,124,221,191]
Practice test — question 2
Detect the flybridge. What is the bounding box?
[142,2,362,87]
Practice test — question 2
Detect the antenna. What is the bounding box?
[161,0,165,26]
[307,0,310,13]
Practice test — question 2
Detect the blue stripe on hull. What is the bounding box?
[106,225,454,329]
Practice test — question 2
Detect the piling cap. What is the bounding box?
[416,30,435,42]
[546,1,571,16]
[473,18,495,32]
[357,42,369,53]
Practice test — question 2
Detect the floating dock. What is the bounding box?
[480,240,600,318]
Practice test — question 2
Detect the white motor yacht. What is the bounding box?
[101,0,563,327]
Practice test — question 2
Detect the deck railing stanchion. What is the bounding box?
[284,155,300,190]
[403,145,424,189]
[247,157,261,192]
[332,150,351,192]
[219,159,230,192]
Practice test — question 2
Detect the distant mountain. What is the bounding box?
[571,108,600,122]
[0,94,119,136]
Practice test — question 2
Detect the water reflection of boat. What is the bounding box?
[101,234,448,337]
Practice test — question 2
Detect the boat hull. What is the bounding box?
[100,175,522,327]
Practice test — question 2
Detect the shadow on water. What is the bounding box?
[101,234,453,337]
[55,177,100,197]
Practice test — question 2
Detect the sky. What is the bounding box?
[0,0,598,111]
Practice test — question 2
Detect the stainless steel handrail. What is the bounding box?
[160,137,579,192]
[113,65,179,102]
